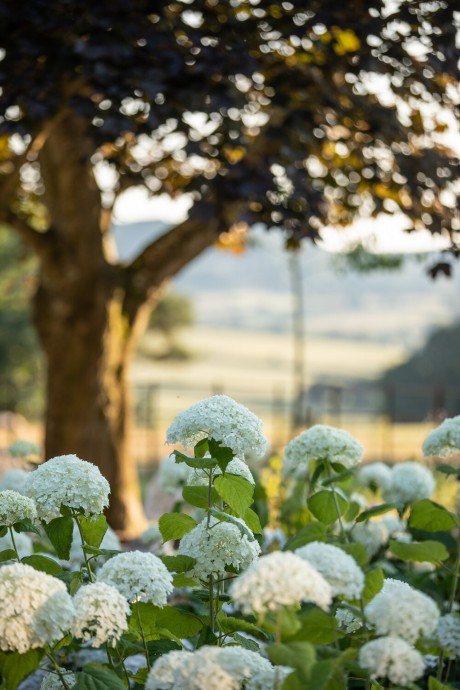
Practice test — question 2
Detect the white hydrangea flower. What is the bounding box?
[436,614,460,658]
[72,582,130,648]
[203,646,273,685]
[380,516,408,539]
[0,490,36,525]
[336,607,363,633]
[186,457,255,487]
[157,455,189,495]
[0,563,75,653]
[358,463,392,492]
[25,454,110,522]
[246,665,292,690]
[295,541,364,600]
[8,440,41,458]
[365,578,440,643]
[282,425,364,480]
[0,531,33,559]
[40,672,76,690]
[140,522,162,544]
[359,636,425,686]
[177,516,260,581]
[68,523,120,570]
[166,395,268,460]
[423,416,460,457]
[230,550,332,616]
[383,462,435,506]
[146,648,239,690]
[350,492,368,510]
[350,521,389,558]
[0,468,29,494]
[96,551,173,604]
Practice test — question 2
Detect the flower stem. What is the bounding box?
[73,515,94,582]
[136,605,151,671]
[45,652,70,690]
[8,526,20,561]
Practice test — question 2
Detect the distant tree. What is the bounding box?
[148,291,194,359]
[0,226,42,415]
[0,1,458,533]
[381,322,460,422]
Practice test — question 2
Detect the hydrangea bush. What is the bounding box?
[1,401,460,690]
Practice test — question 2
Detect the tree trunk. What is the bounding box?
[33,271,148,537]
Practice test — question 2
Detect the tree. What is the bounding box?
[148,291,194,359]
[0,1,458,534]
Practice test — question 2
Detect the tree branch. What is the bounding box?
[0,211,52,256]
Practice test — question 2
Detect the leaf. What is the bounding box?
[429,676,456,690]
[214,474,254,517]
[362,568,384,605]
[0,549,16,563]
[146,640,181,664]
[21,554,63,575]
[182,485,219,509]
[307,490,348,525]
[129,602,160,638]
[159,513,197,542]
[232,633,260,651]
[321,469,355,486]
[172,573,198,587]
[160,555,197,573]
[409,500,458,532]
[174,449,216,470]
[194,439,209,457]
[338,543,368,567]
[436,464,460,476]
[12,519,41,536]
[76,663,126,690]
[43,515,74,559]
[208,438,234,472]
[284,523,327,551]
[389,539,449,562]
[156,606,203,638]
[216,611,267,638]
[267,641,316,677]
[264,608,301,639]
[293,608,341,644]
[208,508,255,541]
[77,514,108,548]
[0,649,44,690]
[355,504,398,523]
[308,650,357,690]
[241,508,263,535]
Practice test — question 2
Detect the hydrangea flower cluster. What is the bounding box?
[423,415,460,457]
[8,440,41,458]
[25,454,110,522]
[72,582,130,647]
[186,457,255,487]
[96,550,173,604]
[0,489,36,525]
[365,578,440,643]
[166,394,268,459]
[146,648,239,690]
[336,607,363,633]
[0,563,75,653]
[203,647,274,687]
[40,673,77,690]
[230,550,332,616]
[177,516,260,581]
[295,541,364,599]
[0,468,29,494]
[435,613,460,658]
[383,462,435,506]
[350,521,389,557]
[359,636,425,686]
[357,462,392,492]
[157,454,189,495]
[283,424,364,479]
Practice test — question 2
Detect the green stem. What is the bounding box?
[8,526,20,561]
[136,605,151,671]
[209,574,215,635]
[324,461,348,543]
[449,531,460,612]
[444,657,453,686]
[73,516,94,582]
[275,608,282,644]
[45,652,70,690]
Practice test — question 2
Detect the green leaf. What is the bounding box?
[308,650,357,690]
[174,449,216,469]
[362,568,384,605]
[155,606,203,638]
[21,554,63,575]
[0,526,7,537]
[267,641,316,677]
[232,633,260,651]
[172,573,198,587]
[160,555,197,573]
[159,513,197,542]
[293,608,341,644]
[429,675,456,690]
[264,608,301,639]
[208,438,234,472]
[216,611,267,638]
[0,549,16,563]
[214,474,254,517]
[355,504,398,523]
[182,485,219,509]
[321,469,356,486]
[241,508,263,534]
[284,523,327,551]
[338,543,368,566]
[12,519,41,535]
[389,539,449,562]
[129,602,160,638]
[307,490,348,525]
[436,464,460,476]
[146,640,181,664]
[409,500,458,532]
[194,439,209,457]
[0,649,44,690]
[77,514,108,548]
[76,663,126,690]
[208,508,255,541]
[282,671,308,690]
[43,515,73,559]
